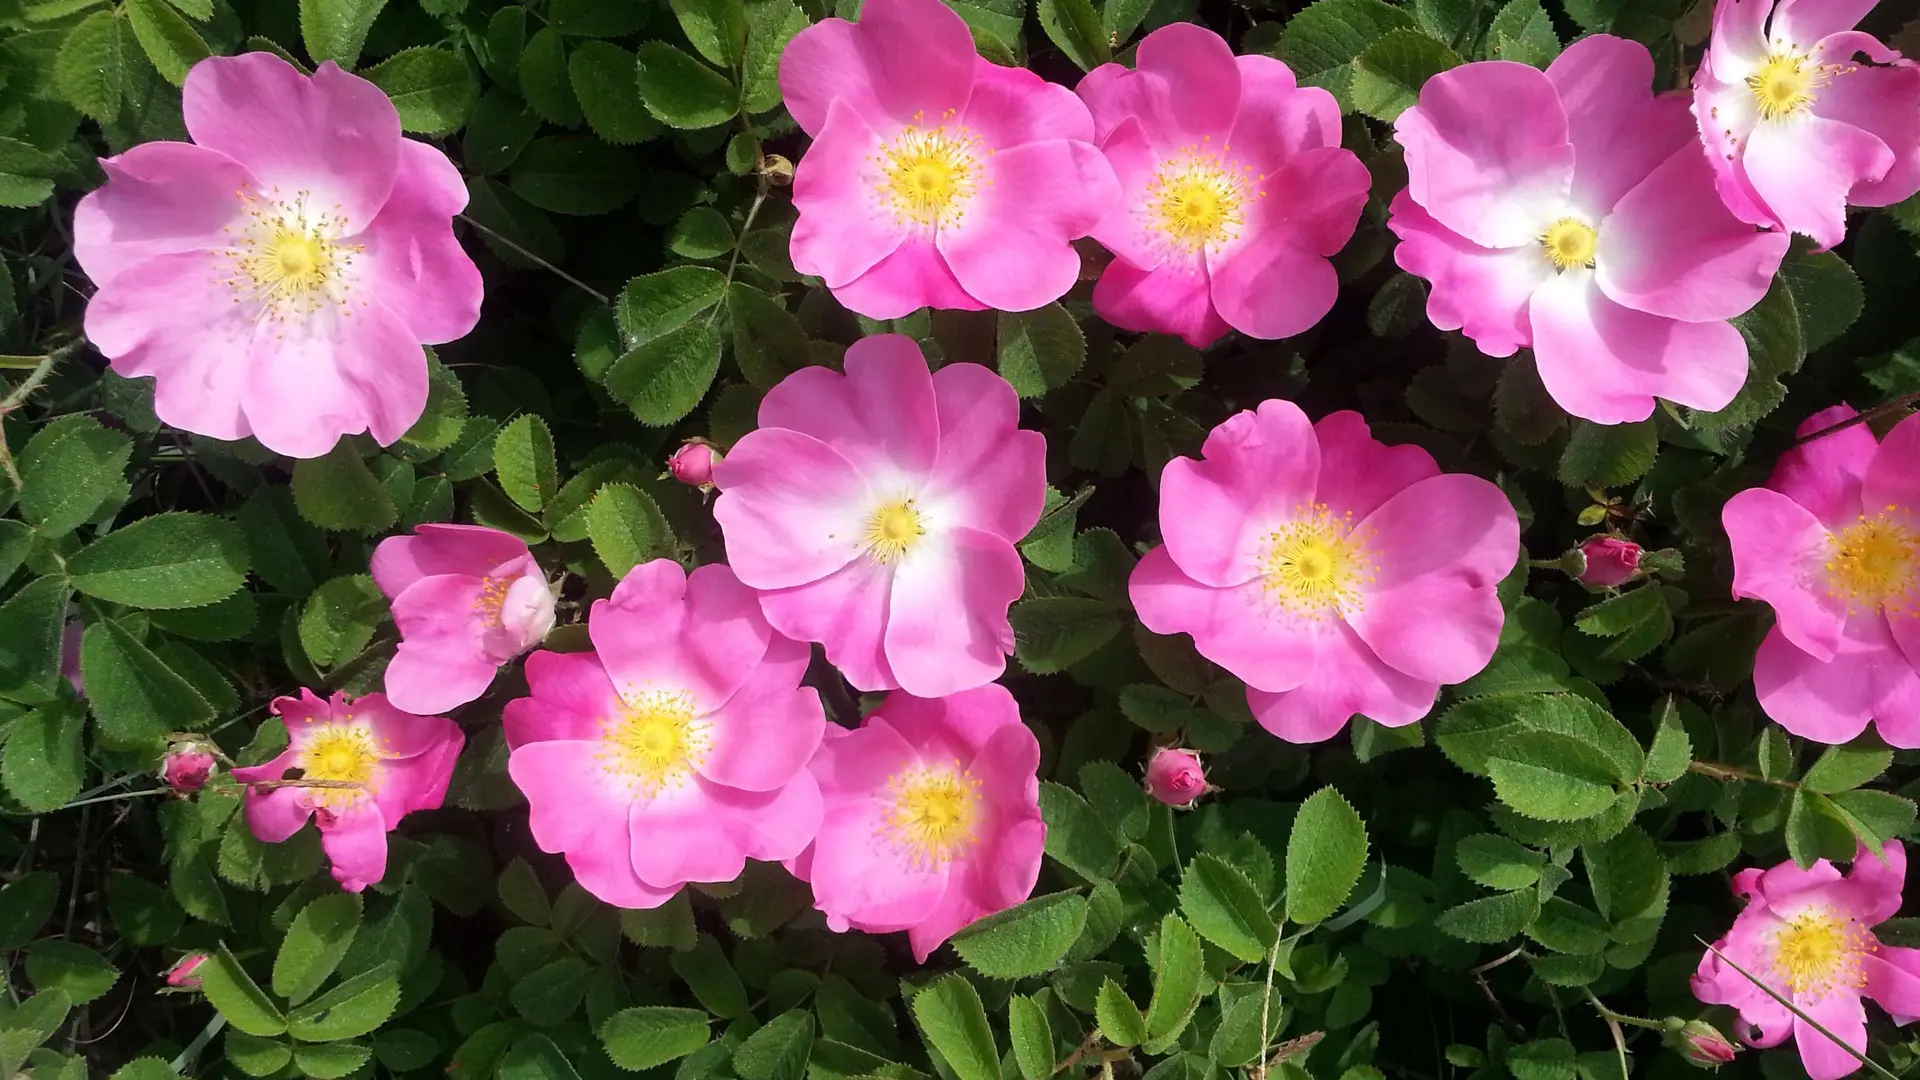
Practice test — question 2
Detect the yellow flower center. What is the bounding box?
[875,113,984,229]
[1748,53,1828,121]
[1541,218,1598,271]
[1147,144,1258,256]
[474,576,510,628]
[1825,508,1918,615]
[298,724,383,807]
[601,690,708,799]
[1770,906,1873,998]
[1260,505,1375,619]
[885,764,980,866]
[863,501,926,564]
[223,189,361,321]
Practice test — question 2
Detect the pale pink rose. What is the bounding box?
[1722,406,1920,744]
[711,335,1046,698]
[1130,403,1519,743]
[778,0,1119,317]
[1693,0,1920,250]
[160,742,217,793]
[230,690,462,893]
[503,560,826,909]
[668,442,719,489]
[1387,36,1790,424]
[165,954,208,989]
[75,52,483,458]
[1144,747,1208,807]
[1077,24,1369,347]
[785,685,1043,962]
[1693,841,1920,1080]
[1579,536,1642,586]
[371,524,555,715]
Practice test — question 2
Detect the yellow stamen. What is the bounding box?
[1770,906,1873,998]
[298,723,383,807]
[873,111,984,229]
[221,188,362,322]
[1748,53,1829,121]
[1146,144,1257,256]
[863,501,926,564]
[1825,508,1918,615]
[600,689,708,798]
[1541,218,1598,271]
[1260,504,1375,620]
[883,764,980,866]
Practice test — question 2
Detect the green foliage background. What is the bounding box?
[1,0,1919,1080]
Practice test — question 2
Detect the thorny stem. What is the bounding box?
[456,214,611,306]
[706,168,774,329]
[1688,760,1796,788]
[1251,927,1285,1080]
[1790,392,1920,447]
[57,788,170,812]
[0,344,75,489]
[1579,990,1634,1080]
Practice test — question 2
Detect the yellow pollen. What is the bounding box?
[221,188,361,322]
[1825,508,1918,615]
[864,501,926,564]
[1541,218,1598,271]
[474,576,509,628]
[600,690,707,798]
[298,724,383,807]
[1770,906,1873,998]
[874,112,984,228]
[884,764,980,866]
[1147,146,1256,255]
[1260,504,1375,619]
[1748,53,1829,120]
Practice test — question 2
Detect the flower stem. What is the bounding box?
[1790,392,1920,448]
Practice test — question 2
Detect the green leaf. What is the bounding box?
[739,0,808,114]
[299,0,386,67]
[1039,782,1121,881]
[0,991,72,1073]
[364,47,478,134]
[606,324,724,426]
[670,207,734,260]
[1037,0,1110,71]
[274,893,362,1005]
[512,956,589,1026]
[950,892,1088,979]
[1822,790,1918,858]
[498,858,550,926]
[1011,598,1123,674]
[107,1060,174,1080]
[1277,0,1418,109]
[1778,249,1863,353]
[53,9,133,118]
[734,1010,814,1080]
[497,1034,580,1080]
[297,575,386,669]
[2,700,85,812]
[0,578,71,703]
[1009,995,1053,1080]
[292,447,398,534]
[494,415,560,514]
[585,483,674,577]
[570,41,660,145]
[618,267,728,347]
[1558,418,1656,488]
[124,0,206,84]
[1285,786,1369,925]
[1584,825,1663,922]
[1801,742,1893,794]
[1178,854,1276,963]
[620,894,696,951]
[910,977,998,1080]
[292,1042,371,1079]
[520,28,584,126]
[636,41,737,129]
[1435,889,1540,943]
[0,873,59,949]
[1642,699,1692,784]
[287,964,399,1042]
[549,0,646,36]
[1144,914,1204,1044]
[462,89,543,174]
[17,415,132,537]
[670,0,747,66]
[1350,29,1460,122]
[598,1007,711,1071]
[1486,0,1559,65]
[669,934,748,1018]
[372,1030,439,1072]
[81,619,212,747]
[1095,979,1146,1048]
[509,136,640,215]
[1456,834,1545,891]
[1486,734,1622,821]
[199,948,287,1037]
[69,511,247,608]
[104,873,183,947]
[23,943,114,1005]
[730,284,810,387]
[998,303,1087,399]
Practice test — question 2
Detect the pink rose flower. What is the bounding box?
[785,685,1043,962]
[371,524,555,715]
[1077,25,1369,347]
[75,52,483,458]
[504,560,826,909]
[1693,0,1920,250]
[1692,841,1920,1080]
[777,0,1119,318]
[1144,747,1208,807]
[1387,36,1790,425]
[160,741,217,793]
[231,690,462,893]
[165,954,208,989]
[1579,535,1643,586]
[1130,402,1519,743]
[712,335,1046,697]
[1722,406,1920,744]
[668,441,719,489]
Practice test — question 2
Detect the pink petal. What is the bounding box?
[1393,61,1574,248]
[1159,399,1320,588]
[630,775,823,888]
[1597,145,1792,323]
[591,563,772,714]
[1091,257,1231,348]
[810,715,919,803]
[1311,411,1440,522]
[240,298,428,457]
[907,819,1046,962]
[1075,63,1143,144]
[1863,416,1920,668]
[1865,952,1920,1024]
[1723,487,1847,660]
[1793,991,1868,1080]
[1841,839,1906,924]
[1207,151,1364,340]
[879,683,1027,766]
[316,803,390,893]
[1812,61,1920,209]
[384,637,499,718]
[830,239,985,319]
[82,249,257,442]
[1753,620,1907,745]
[1129,545,1321,694]
[507,740,679,908]
[883,526,1024,698]
[1087,117,1170,273]
[699,635,826,792]
[775,0,975,138]
[1744,113,1893,249]
[757,558,898,692]
[810,796,951,933]
[905,721,1043,960]
[371,524,528,597]
[1706,0,1774,83]
[239,749,312,841]
[1773,0,1876,48]
[183,55,400,232]
[1132,22,1240,145]
[711,428,870,590]
[924,362,1048,543]
[1345,474,1518,684]
[1244,145,1371,259]
[1225,56,1341,173]
[351,140,481,345]
[1386,191,1545,358]
[1547,36,1695,216]
[1694,69,1778,228]
[1247,622,1438,743]
[74,142,253,290]
[960,60,1095,147]
[789,100,906,290]
[1771,404,1876,530]
[505,650,621,750]
[1528,270,1748,423]
[757,333,941,485]
[1877,946,1920,1024]
[351,693,460,760]
[938,139,1117,312]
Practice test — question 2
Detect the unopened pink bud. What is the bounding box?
[1144,747,1208,808]
[160,744,217,793]
[1578,536,1642,587]
[1666,1021,1738,1068]
[165,953,208,989]
[669,442,719,489]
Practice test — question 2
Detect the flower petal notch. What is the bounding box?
[74,52,483,459]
